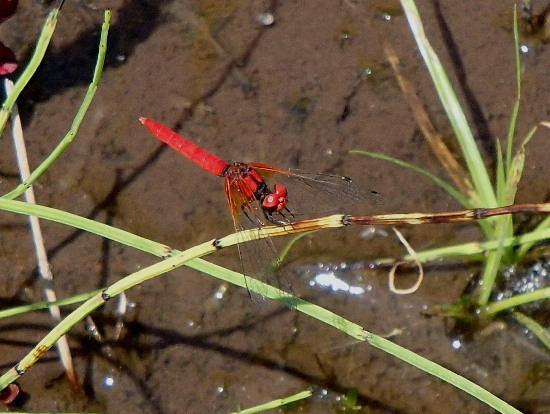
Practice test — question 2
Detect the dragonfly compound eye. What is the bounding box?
[273,183,287,197]
[262,190,288,212]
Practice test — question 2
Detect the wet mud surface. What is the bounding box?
[0,0,549,412]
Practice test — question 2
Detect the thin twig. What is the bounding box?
[384,44,476,199]
[5,79,80,393]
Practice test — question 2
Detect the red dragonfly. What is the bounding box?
[140,117,294,226]
[140,117,381,288]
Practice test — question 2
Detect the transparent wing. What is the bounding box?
[224,177,291,299]
[221,163,383,300]
[249,163,383,220]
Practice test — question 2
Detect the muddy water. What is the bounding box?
[0,0,549,413]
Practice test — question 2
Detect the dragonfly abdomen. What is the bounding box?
[140,117,228,176]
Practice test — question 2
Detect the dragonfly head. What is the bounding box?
[262,183,288,212]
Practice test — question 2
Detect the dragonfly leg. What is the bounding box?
[284,205,295,219]
[240,203,291,226]
[265,210,291,226]
[241,205,264,227]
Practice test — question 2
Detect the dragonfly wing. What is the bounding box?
[224,177,291,299]
[249,163,383,220]
[219,162,380,300]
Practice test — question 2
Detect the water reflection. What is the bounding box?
[303,263,373,298]
[310,270,366,295]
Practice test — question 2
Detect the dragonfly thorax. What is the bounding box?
[225,162,289,221]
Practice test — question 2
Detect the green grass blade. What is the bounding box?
[506,5,522,169]
[486,288,550,316]
[400,0,497,207]
[495,141,506,205]
[0,240,523,413]
[0,5,62,132]
[505,126,536,207]
[369,335,521,414]
[351,150,472,207]
[493,143,515,263]
[228,390,312,414]
[0,290,101,319]
[505,144,524,206]
[2,9,112,200]
[477,217,509,306]
[506,98,521,174]
[513,126,545,260]
[512,312,550,351]
[516,214,550,260]
[0,195,532,412]
[373,226,550,265]
[0,198,170,257]
[276,230,317,267]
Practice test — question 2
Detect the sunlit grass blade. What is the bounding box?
[0,195,547,410]
[477,217,508,306]
[485,289,550,316]
[350,150,472,207]
[505,127,536,205]
[0,194,538,413]
[0,290,101,319]
[512,126,546,261]
[504,143,523,206]
[275,230,317,267]
[228,390,312,414]
[372,226,550,265]
[494,143,515,265]
[512,312,550,351]
[516,215,550,261]
[0,197,171,257]
[2,9,112,200]
[495,141,506,205]
[0,3,63,133]
[0,235,523,413]
[368,335,521,414]
[2,197,549,268]
[399,0,497,208]
[506,6,522,170]
[1,197,546,412]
